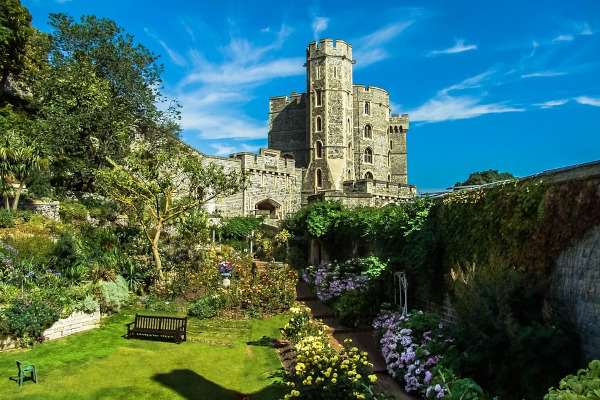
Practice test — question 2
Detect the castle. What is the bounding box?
[204,39,416,220]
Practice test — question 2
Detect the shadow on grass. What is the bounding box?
[153,369,287,400]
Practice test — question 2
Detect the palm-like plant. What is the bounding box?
[0,137,15,209]
[11,142,51,210]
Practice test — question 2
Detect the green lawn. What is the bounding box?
[0,308,290,399]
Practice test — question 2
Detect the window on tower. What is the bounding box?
[316,117,322,132]
[364,124,372,139]
[364,148,373,163]
[316,169,323,188]
[315,90,322,106]
[365,171,373,180]
[364,102,370,115]
[316,141,323,158]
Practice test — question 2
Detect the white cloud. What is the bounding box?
[521,70,567,78]
[439,69,498,95]
[575,96,600,107]
[312,17,329,40]
[409,94,524,123]
[534,99,569,109]
[553,34,574,42]
[353,22,414,68]
[210,143,238,156]
[429,39,477,56]
[144,28,187,67]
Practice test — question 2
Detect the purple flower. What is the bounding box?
[55,272,61,277]
[424,371,432,384]
[45,269,52,274]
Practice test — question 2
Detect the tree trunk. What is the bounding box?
[151,222,163,281]
[12,181,25,211]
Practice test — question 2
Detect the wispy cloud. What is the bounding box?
[144,28,187,67]
[439,69,498,95]
[534,99,569,109]
[354,21,415,68]
[429,39,477,56]
[312,17,329,40]
[575,96,600,107]
[521,70,568,78]
[409,94,524,123]
[553,34,574,42]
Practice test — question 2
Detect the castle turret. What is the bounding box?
[303,39,355,200]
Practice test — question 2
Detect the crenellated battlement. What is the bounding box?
[307,38,353,60]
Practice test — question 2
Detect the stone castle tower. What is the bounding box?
[269,39,415,205]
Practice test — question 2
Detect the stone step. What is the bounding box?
[295,280,317,301]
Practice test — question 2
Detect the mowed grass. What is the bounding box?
[0,307,290,399]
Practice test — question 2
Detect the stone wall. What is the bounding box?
[19,199,60,220]
[552,224,600,361]
[43,310,101,341]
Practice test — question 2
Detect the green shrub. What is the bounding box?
[0,209,14,228]
[98,276,129,314]
[59,200,88,224]
[145,295,177,312]
[334,289,378,328]
[1,296,61,344]
[78,294,99,313]
[545,360,600,400]
[188,294,225,319]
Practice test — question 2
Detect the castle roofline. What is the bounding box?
[353,84,389,95]
[308,38,352,49]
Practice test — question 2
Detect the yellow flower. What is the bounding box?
[368,374,377,382]
[331,378,337,384]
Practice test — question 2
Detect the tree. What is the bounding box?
[95,140,247,280]
[0,0,33,99]
[30,14,177,190]
[455,169,515,187]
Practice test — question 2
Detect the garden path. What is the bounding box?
[295,280,416,400]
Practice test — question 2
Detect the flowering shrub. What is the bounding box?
[285,335,381,400]
[1,295,61,345]
[373,310,458,398]
[280,306,327,344]
[303,260,369,302]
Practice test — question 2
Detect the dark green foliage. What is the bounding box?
[334,289,378,328]
[1,296,60,342]
[455,169,515,187]
[0,208,14,227]
[451,267,581,399]
[218,216,264,241]
[189,294,225,319]
[48,229,82,272]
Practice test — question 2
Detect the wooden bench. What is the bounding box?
[126,314,187,343]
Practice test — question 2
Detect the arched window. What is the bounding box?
[390,140,393,150]
[364,148,373,163]
[316,169,323,188]
[387,174,391,182]
[364,124,372,139]
[315,90,322,106]
[316,117,322,132]
[347,118,351,133]
[394,126,399,133]
[347,143,352,158]
[365,171,373,180]
[387,150,391,166]
[364,102,370,115]
[347,169,352,180]
[316,141,323,158]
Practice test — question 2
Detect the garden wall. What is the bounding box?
[552,224,600,360]
[0,310,101,352]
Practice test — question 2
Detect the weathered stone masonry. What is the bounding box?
[198,38,416,219]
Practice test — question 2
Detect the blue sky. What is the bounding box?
[22,0,600,192]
